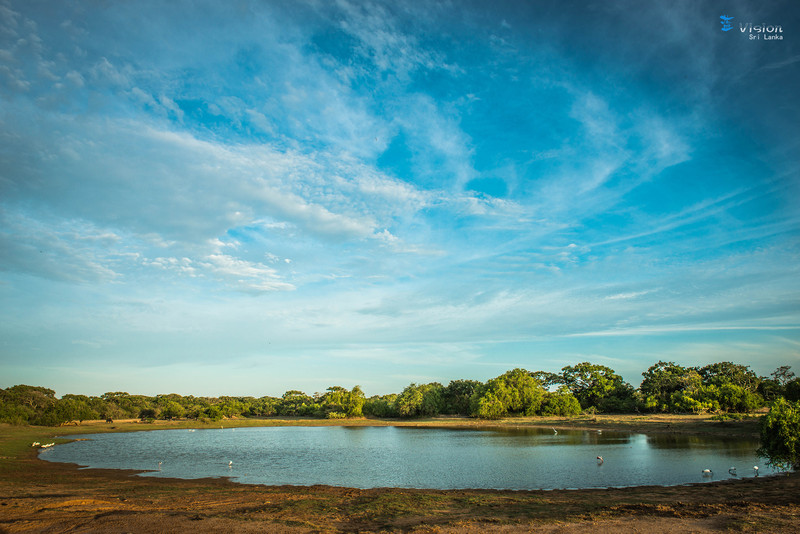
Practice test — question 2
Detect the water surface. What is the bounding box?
[42,426,775,490]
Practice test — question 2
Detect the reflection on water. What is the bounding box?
[645,433,759,453]
[41,425,779,490]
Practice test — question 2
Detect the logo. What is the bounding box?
[719,15,784,41]
[720,15,734,31]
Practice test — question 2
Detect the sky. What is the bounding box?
[1,0,799,398]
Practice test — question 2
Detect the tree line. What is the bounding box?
[1,361,799,426]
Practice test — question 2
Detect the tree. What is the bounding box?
[278,390,312,416]
[363,394,398,418]
[531,371,563,390]
[3,385,57,412]
[540,388,582,416]
[560,363,634,411]
[443,380,481,415]
[59,394,100,423]
[160,400,186,420]
[470,369,545,418]
[760,366,797,402]
[396,383,444,417]
[771,366,795,387]
[786,379,800,402]
[344,386,365,417]
[697,362,760,392]
[475,391,505,419]
[639,361,701,412]
[697,383,762,413]
[0,385,57,424]
[757,398,800,470]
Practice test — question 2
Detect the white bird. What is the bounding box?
[753,466,759,476]
[702,469,713,476]
[228,461,233,468]
[158,461,163,470]
[552,428,558,435]
[31,442,40,447]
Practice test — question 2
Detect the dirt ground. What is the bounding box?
[1,416,798,533]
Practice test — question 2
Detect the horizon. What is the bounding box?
[2,357,795,400]
[1,1,799,398]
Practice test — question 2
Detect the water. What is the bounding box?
[41,426,777,490]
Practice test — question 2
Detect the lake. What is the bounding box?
[41,425,776,490]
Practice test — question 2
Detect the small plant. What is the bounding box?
[710,413,743,422]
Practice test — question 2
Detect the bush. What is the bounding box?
[363,395,399,418]
[475,392,505,420]
[540,391,581,416]
[757,398,800,470]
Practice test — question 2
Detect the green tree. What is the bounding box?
[540,388,582,416]
[785,379,800,402]
[759,366,797,402]
[248,396,279,416]
[697,362,760,392]
[442,380,481,415]
[771,366,795,387]
[204,405,223,421]
[757,398,800,470]
[396,383,444,417]
[363,394,399,418]
[560,363,634,411]
[58,394,99,423]
[639,361,701,412]
[470,369,545,418]
[3,385,57,412]
[669,390,714,414]
[278,390,312,416]
[475,391,505,419]
[531,371,563,390]
[160,400,186,420]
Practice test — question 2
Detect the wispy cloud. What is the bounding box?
[1,0,798,395]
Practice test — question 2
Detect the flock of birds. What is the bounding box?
[548,428,761,477]
[702,466,759,477]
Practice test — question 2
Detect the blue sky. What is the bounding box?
[1,0,799,397]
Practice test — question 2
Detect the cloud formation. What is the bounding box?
[1,0,798,396]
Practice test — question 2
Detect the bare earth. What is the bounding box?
[1,415,798,533]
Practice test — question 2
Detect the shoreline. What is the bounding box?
[2,415,798,532]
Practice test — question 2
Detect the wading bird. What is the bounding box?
[753,466,759,476]
[729,467,737,475]
[552,428,558,435]
[596,456,604,463]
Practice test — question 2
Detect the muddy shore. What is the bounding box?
[1,415,798,532]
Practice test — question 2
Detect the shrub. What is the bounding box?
[540,391,581,416]
[757,398,800,470]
